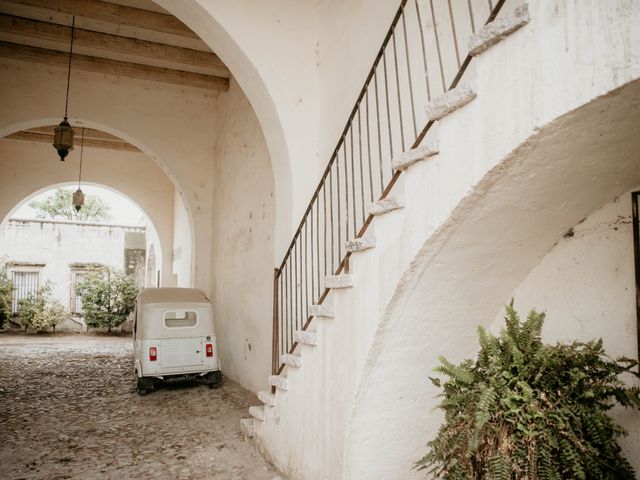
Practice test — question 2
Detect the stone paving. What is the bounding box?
[0,334,278,480]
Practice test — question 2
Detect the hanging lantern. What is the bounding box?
[53,16,76,161]
[53,118,74,161]
[72,188,85,212]
[73,126,86,212]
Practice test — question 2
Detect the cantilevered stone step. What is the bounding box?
[258,390,276,407]
[425,84,476,121]
[367,196,404,216]
[309,303,334,318]
[469,4,529,56]
[240,418,255,437]
[325,274,354,288]
[281,353,302,368]
[268,374,288,391]
[346,236,376,253]
[392,140,439,171]
[248,405,265,422]
[294,330,318,346]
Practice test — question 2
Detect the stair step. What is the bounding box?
[345,236,376,253]
[425,84,477,121]
[294,330,318,346]
[240,418,255,437]
[367,196,404,216]
[309,303,334,318]
[281,353,302,368]
[258,390,276,407]
[268,374,288,391]
[248,405,265,422]
[392,140,439,172]
[325,274,354,288]
[469,4,529,56]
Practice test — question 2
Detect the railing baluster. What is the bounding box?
[272,0,508,374]
[392,31,406,153]
[430,0,447,93]
[365,90,374,204]
[374,69,384,192]
[415,0,432,102]
[402,8,418,139]
[447,0,462,69]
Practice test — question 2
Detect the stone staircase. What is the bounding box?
[241,2,531,476]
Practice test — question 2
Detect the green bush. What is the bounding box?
[0,261,11,329]
[17,282,67,333]
[77,267,138,332]
[416,302,640,480]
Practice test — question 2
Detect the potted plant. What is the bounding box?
[416,302,640,479]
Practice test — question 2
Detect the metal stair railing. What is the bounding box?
[272,0,507,375]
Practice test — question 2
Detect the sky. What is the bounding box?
[13,185,147,226]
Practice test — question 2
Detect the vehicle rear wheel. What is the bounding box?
[206,371,222,389]
[137,377,153,395]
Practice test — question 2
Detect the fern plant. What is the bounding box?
[416,302,640,480]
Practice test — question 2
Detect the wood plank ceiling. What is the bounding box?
[0,0,230,149]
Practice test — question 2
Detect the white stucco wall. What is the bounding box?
[0,219,143,322]
[210,79,276,393]
[494,188,640,465]
[0,139,175,287]
[172,191,192,288]
[498,189,638,358]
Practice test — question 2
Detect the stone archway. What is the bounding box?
[0,129,179,287]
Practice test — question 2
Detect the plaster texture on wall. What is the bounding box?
[0,139,174,287]
[0,219,142,325]
[494,188,640,464]
[155,0,320,256]
[172,190,192,288]
[0,58,211,290]
[250,1,640,478]
[210,79,275,394]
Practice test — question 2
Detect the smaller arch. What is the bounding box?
[0,123,186,287]
[3,182,165,282]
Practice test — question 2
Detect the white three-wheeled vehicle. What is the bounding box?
[133,288,222,395]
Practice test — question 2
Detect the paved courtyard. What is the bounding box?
[0,334,278,480]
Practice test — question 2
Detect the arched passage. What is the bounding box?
[0,126,183,288]
[344,79,640,478]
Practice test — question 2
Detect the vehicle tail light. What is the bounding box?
[205,343,213,357]
[149,346,157,361]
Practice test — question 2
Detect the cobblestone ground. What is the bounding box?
[0,334,278,480]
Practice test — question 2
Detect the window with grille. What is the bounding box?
[11,270,40,313]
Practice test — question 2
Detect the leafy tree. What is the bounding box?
[0,259,12,329]
[17,281,67,333]
[416,302,640,480]
[77,267,138,332]
[29,188,112,222]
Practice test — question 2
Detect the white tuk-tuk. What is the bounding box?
[133,288,222,395]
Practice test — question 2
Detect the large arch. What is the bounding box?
[153,0,323,256]
[344,79,640,478]
[0,129,180,287]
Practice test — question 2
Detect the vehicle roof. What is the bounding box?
[137,288,210,306]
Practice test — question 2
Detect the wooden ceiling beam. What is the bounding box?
[0,41,230,91]
[27,126,123,141]
[5,130,140,152]
[4,0,197,38]
[0,14,229,75]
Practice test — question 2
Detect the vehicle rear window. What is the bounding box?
[164,310,197,328]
